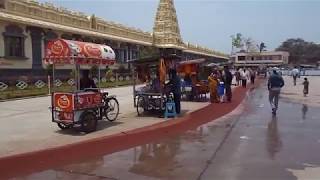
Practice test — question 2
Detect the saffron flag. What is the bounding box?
[159,58,166,84]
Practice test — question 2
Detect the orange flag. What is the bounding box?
[159,58,166,84]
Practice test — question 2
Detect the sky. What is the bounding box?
[38,0,320,54]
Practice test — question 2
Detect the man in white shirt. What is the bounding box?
[291,67,300,86]
[240,68,250,88]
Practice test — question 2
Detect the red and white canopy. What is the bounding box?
[43,39,116,65]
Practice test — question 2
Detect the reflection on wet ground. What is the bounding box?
[200,85,320,180]
[11,84,320,180]
[266,115,282,160]
[302,104,308,120]
[11,110,241,180]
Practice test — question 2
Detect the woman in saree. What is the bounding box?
[208,73,219,103]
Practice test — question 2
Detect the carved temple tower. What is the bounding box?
[153,0,183,49]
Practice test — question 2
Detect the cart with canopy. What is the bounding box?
[129,55,179,116]
[44,39,119,133]
[177,58,209,101]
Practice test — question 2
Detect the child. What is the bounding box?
[218,81,225,103]
[303,78,309,97]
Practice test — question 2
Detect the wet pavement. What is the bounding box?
[0,85,208,157]
[10,82,320,180]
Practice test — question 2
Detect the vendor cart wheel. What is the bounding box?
[105,97,119,122]
[136,96,145,116]
[80,112,97,133]
[57,123,71,130]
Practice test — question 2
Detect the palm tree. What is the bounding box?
[231,33,243,54]
[259,42,267,52]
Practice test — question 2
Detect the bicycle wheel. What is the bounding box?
[105,97,119,122]
[57,123,72,130]
[80,111,97,133]
[136,95,145,116]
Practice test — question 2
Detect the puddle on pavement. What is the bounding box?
[10,87,320,180]
[10,114,236,180]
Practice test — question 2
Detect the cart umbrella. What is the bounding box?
[43,39,116,65]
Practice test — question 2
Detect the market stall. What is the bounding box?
[177,58,209,101]
[129,55,179,116]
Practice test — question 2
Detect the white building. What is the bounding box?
[231,51,289,67]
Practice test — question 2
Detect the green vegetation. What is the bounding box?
[276,38,320,65]
[231,33,265,53]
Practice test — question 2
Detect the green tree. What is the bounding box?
[276,38,320,64]
[105,67,113,80]
[259,42,267,53]
[231,33,243,49]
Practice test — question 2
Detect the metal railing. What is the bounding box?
[280,69,320,76]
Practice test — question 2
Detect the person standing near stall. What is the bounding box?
[208,73,219,103]
[80,70,97,90]
[167,69,181,114]
[223,66,233,102]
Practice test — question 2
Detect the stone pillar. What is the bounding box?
[127,44,132,61]
[27,26,44,71]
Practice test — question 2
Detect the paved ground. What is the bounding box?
[281,76,320,107]
[11,77,320,180]
[200,79,320,180]
[0,86,209,157]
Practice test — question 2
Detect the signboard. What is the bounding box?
[76,92,103,109]
[53,93,74,112]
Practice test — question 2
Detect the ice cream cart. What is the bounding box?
[44,39,119,133]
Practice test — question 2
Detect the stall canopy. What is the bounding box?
[177,58,206,74]
[178,58,206,65]
[43,39,116,65]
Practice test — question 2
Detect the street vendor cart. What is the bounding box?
[44,39,119,133]
[129,55,179,116]
[177,58,209,101]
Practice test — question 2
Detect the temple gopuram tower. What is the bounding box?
[153,0,183,49]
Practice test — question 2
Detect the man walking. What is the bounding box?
[268,68,285,115]
[250,69,256,85]
[223,66,233,102]
[241,68,250,88]
[291,67,299,86]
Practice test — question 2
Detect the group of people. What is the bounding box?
[208,66,233,103]
[234,68,257,88]
[79,64,310,117]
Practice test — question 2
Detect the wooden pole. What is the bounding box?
[47,75,51,95]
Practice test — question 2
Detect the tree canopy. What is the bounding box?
[231,33,260,53]
[276,38,320,64]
